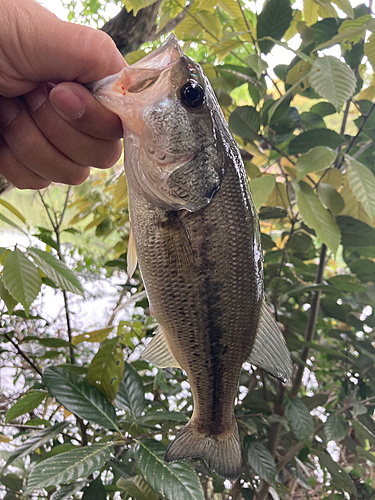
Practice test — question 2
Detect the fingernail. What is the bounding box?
[0,98,20,126]
[27,83,52,112]
[49,86,85,119]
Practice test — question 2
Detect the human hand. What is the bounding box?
[0,0,126,190]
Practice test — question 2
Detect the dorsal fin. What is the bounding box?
[247,298,293,382]
[141,326,181,368]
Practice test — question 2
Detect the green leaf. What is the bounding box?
[249,176,276,210]
[28,247,83,296]
[229,106,261,140]
[136,440,205,500]
[288,129,345,155]
[325,413,347,442]
[88,337,124,401]
[317,183,345,216]
[296,146,337,181]
[245,54,268,79]
[284,397,314,442]
[72,326,114,346]
[6,422,68,467]
[121,0,159,15]
[309,56,356,110]
[5,390,49,423]
[0,200,26,224]
[26,443,113,492]
[114,362,146,419]
[22,336,74,349]
[0,213,27,235]
[0,277,18,315]
[310,102,336,117]
[257,0,293,54]
[43,367,119,431]
[82,477,107,500]
[2,249,41,316]
[50,482,85,500]
[337,215,375,247]
[346,156,375,219]
[244,437,276,484]
[293,181,341,253]
[117,475,159,500]
[300,393,329,411]
[314,450,356,495]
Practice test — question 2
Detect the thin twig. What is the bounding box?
[4,334,42,376]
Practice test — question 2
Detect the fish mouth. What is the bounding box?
[91,35,183,98]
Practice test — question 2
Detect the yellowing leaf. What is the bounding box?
[332,0,353,18]
[113,173,128,208]
[284,9,302,41]
[121,0,159,15]
[286,60,312,94]
[357,85,375,101]
[304,0,319,26]
[365,33,375,71]
[346,156,375,219]
[339,176,373,226]
[323,168,343,190]
[265,182,290,210]
[294,181,341,253]
[0,200,26,224]
[72,326,114,346]
[210,39,243,60]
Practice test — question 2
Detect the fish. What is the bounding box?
[91,35,292,481]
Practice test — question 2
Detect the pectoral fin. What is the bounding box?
[141,327,181,368]
[127,222,137,279]
[247,298,293,382]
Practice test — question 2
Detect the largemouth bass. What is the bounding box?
[91,35,292,481]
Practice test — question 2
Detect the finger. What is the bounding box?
[25,83,123,167]
[0,136,51,190]
[49,83,124,140]
[0,96,90,185]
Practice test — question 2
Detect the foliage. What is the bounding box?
[1,0,375,499]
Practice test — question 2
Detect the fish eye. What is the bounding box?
[180,81,205,109]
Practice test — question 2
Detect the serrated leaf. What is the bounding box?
[284,397,314,442]
[244,437,276,484]
[43,367,119,431]
[136,440,205,500]
[317,183,345,216]
[0,277,18,314]
[294,181,341,253]
[88,337,124,401]
[26,444,113,492]
[249,176,276,210]
[28,247,83,296]
[346,156,375,219]
[2,249,41,316]
[229,106,261,140]
[314,450,356,495]
[309,56,356,110]
[325,413,347,441]
[6,422,68,467]
[5,390,49,423]
[50,482,85,500]
[296,146,337,181]
[117,475,159,500]
[72,326,114,346]
[114,362,145,418]
[257,0,293,54]
[0,200,26,223]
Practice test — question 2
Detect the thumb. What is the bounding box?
[1,0,126,97]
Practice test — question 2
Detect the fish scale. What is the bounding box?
[91,34,292,481]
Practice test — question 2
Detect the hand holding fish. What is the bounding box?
[0,0,125,190]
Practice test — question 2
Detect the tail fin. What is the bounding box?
[164,421,242,481]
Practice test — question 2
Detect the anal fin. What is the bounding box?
[141,326,181,369]
[247,298,293,382]
[127,222,137,279]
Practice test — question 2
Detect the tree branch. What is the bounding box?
[4,334,42,376]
